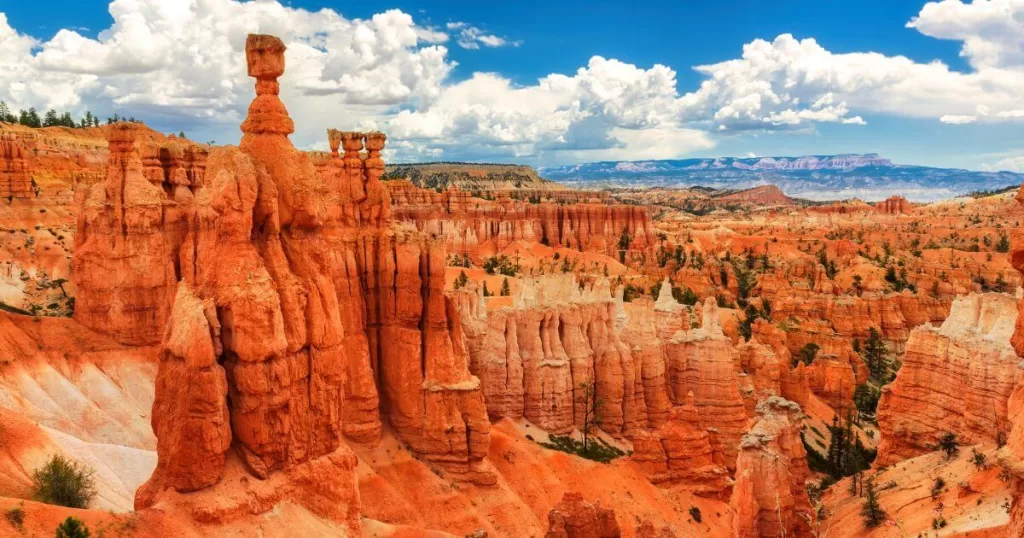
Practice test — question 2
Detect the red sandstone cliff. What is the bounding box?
[877,293,1020,465]
[387,180,655,262]
[67,36,496,526]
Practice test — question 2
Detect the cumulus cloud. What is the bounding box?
[382,57,713,163]
[0,1,455,136]
[908,0,1024,69]
[682,32,1024,130]
[446,21,520,50]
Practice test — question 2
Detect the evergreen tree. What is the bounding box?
[20,108,42,128]
[43,109,59,127]
[577,380,603,454]
[0,101,13,123]
[860,477,886,528]
[55,517,91,538]
[500,277,511,297]
[59,112,74,127]
[27,108,41,127]
[936,431,960,460]
[453,271,469,289]
[997,233,1011,253]
[482,281,491,297]
[861,328,888,381]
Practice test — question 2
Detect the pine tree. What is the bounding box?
[0,101,12,123]
[55,517,91,538]
[860,477,886,528]
[861,328,888,381]
[453,271,469,289]
[43,109,59,127]
[577,380,602,455]
[500,277,511,297]
[27,108,41,127]
[997,233,1011,253]
[482,281,491,297]
[59,112,74,127]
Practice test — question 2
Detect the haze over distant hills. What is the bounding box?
[538,154,1024,202]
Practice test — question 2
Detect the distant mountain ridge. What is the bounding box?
[539,154,1024,202]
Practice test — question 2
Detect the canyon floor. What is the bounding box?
[3,34,1024,538]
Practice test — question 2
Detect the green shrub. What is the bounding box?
[537,435,625,464]
[936,432,960,460]
[55,516,91,538]
[32,454,96,509]
[4,504,24,530]
[931,477,945,499]
[689,506,702,523]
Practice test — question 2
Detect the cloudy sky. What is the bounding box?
[2,0,1024,171]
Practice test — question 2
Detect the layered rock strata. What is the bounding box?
[386,179,655,261]
[544,492,621,538]
[69,35,495,518]
[730,397,814,538]
[877,293,1021,465]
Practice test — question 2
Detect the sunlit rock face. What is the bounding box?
[67,35,495,525]
[877,293,1021,466]
[730,397,814,538]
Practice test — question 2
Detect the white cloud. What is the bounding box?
[446,21,519,50]
[940,114,977,124]
[0,2,455,129]
[682,30,1024,130]
[382,57,713,163]
[908,0,1024,69]
[983,155,1024,172]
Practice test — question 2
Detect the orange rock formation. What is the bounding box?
[877,293,1020,465]
[387,180,655,262]
[65,36,500,526]
[730,397,814,538]
[544,492,621,538]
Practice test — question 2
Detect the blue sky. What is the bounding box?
[2,0,1023,171]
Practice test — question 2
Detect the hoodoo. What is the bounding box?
[75,35,495,521]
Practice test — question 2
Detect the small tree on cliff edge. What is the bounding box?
[860,477,886,528]
[577,380,603,455]
[500,277,511,296]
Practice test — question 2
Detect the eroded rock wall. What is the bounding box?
[729,397,814,538]
[69,36,494,521]
[877,293,1021,466]
[387,180,655,261]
